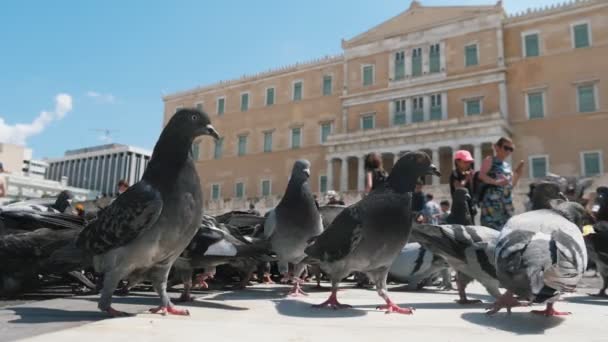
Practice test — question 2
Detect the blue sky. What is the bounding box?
[0,0,562,159]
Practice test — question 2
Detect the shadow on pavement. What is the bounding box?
[6,307,106,324]
[68,294,248,311]
[273,299,367,318]
[205,287,287,301]
[358,300,487,311]
[461,311,566,335]
[563,295,608,306]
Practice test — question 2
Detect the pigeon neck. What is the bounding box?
[283,179,315,207]
[144,129,193,185]
[386,174,417,194]
[451,200,472,225]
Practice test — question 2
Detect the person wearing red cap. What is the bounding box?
[449,150,477,220]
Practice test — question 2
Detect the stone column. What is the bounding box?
[422,45,430,74]
[405,51,412,77]
[474,144,483,171]
[423,94,431,122]
[357,155,365,192]
[431,148,440,185]
[326,158,334,191]
[499,81,508,119]
[340,157,348,192]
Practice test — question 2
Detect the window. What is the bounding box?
[523,32,540,57]
[195,102,203,112]
[361,114,375,130]
[572,22,591,49]
[319,175,328,193]
[213,137,223,159]
[217,97,225,115]
[235,182,245,199]
[191,142,200,161]
[394,51,405,80]
[465,44,478,67]
[263,132,272,153]
[240,93,249,112]
[465,99,482,116]
[394,99,406,125]
[582,151,602,177]
[211,184,221,201]
[529,155,548,179]
[412,48,422,76]
[237,135,247,156]
[261,180,271,197]
[266,87,275,106]
[527,92,545,119]
[577,84,597,113]
[320,123,332,143]
[323,75,332,96]
[412,97,424,123]
[430,94,442,121]
[430,44,440,73]
[291,127,301,149]
[293,81,303,101]
[362,65,374,86]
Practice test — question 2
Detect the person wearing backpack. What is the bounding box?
[364,152,387,193]
[450,150,477,221]
[477,137,524,230]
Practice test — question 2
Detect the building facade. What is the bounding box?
[45,144,152,197]
[163,0,608,213]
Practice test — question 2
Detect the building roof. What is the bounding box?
[342,1,503,49]
[45,143,152,162]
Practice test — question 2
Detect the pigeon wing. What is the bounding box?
[305,206,363,263]
[76,181,163,254]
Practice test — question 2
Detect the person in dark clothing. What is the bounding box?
[450,150,477,221]
[326,190,345,205]
[248,203,261,216]
[364,152,387,194]
[412,181,426,223]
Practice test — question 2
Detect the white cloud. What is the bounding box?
[86,90,115,103]
[0,93,73,146]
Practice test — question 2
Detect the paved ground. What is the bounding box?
[1,276,607,342]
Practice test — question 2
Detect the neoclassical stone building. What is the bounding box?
[163,0,608,213]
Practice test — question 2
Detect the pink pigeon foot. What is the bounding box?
[312,291,352,310]
[531,303,571,316]
[149,306,190,316]
[103,306,132,317]
[376,299,414,315]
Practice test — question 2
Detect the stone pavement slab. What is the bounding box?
[1,283,607,342]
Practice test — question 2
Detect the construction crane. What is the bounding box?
[90,128,119,143]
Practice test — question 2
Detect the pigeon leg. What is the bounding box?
[440,268,454,290]
[287,263,309,296]
[98,271,131,317]
[312,282,351,309]
[531,303,571,316]
[590,276,607,297]
[262,272,275,284]
[149,266,190,316]
[455,272,481,304]
[486,290,525,315]
[371,269,414,315]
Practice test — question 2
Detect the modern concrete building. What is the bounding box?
[45,144,152,197]
[162,0,608,213]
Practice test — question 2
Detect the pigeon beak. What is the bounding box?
[427,164,441,177]
[205,124,220,140]
[303,168,311,177]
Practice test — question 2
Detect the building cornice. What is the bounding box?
[504,0,606,27]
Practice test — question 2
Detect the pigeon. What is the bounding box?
[3,190,74,213]
[527,181,566,211]
[172,215,274,301]
[76,108,219,317]
[319,204,346,229]
[388,242,448,290]
[0,209,84,235]
[488,200,588,316]
[263,160,323,296]
[584,186,608,297]
[305,151,440,314]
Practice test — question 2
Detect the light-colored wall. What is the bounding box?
[0,143,25,174]
[445,28,500,76]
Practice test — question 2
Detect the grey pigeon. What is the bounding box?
[263,159,323,295]
[585,186,608,297]
[76,109,219,317]
[488,201,588,316]
[305,151,439,314]
[527,181,565,211]
[388,242,447,290]
[172,215,274,301]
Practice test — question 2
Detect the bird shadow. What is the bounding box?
[204,287,287,301]
[357,300,486,311]
[5,306,107,324]
[563,295,608,306]
[460,311,566,335]
[71,294,248,311]
[273,299,367,318]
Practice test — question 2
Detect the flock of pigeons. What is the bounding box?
[0,108,607,319]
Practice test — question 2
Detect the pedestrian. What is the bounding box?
[478,137,524,230]
[0,162,6,199]
[450,150,477,220]
[326,190,345,205]
[116,179,129,195]
[422,193,441,224]
[248,203,261,216]
[438,200,451,224]
[413,181,426,222]
[364,152,387,193]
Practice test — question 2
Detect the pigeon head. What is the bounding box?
[52,190,74,212]
[529,181,563,210]
[593,186,608,221]
[168,108,220,141]
[290,159,311,181]
[454,187,471,203]
[387,151,440,193]
[549,200,587,228]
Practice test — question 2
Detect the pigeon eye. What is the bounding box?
[191,115,198,121]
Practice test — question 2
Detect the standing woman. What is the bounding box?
[450,150,477,221]
[478,137,524,230]
[364,152,387,194]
